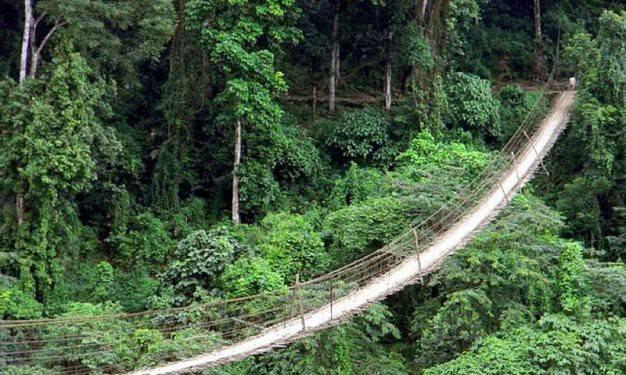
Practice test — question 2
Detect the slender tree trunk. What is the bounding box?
[16,193,24,226]
[533,0,543,79]
[312,85,317,118]
[16,0,33,226]
[29,52,39,79]
[232,119,242,225]
[19,0,32,84]
[384,31,393,111]
[28,19,38,79]
[384,62,392,110]
[329,0,340,113]
[419,0,429,26]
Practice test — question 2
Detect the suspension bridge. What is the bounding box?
[1,85,575,374]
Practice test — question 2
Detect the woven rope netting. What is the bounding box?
[0,63,566,374]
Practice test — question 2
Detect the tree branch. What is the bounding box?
[33,12,47,28]
[29,20,65,79]
[36,20,65,56]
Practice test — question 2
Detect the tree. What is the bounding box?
[16,0,34,226]
[13,0,174,228]
[557,242,590,317]
[0,46,114,298]
[551,10,625,250]
[412,193,565,368]
[324,107,390,164]
[257,213,329,282]
[245,304,405,374]
[328,0,350,113]
[17,0,174,81]
[424,315,626,374]
[186,0,301,225]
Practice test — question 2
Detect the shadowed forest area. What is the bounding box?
[0,0,625,373]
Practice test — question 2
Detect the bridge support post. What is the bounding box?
[329,281,334,319]
[412,228,424,284]
[512,152,521,184]
[498,178,510,204]
[523,130,549,176]
[295,273,306,332]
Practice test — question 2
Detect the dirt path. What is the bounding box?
[129,91,576,375]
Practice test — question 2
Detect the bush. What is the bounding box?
[91,261,114,302]
[324,107,390,164]
[238,160,284,219]
[324,197,408,263]
[562,30,599,78]
[395,23,434,70]
[258,213,329,282]
[111,269,159,312]
[166,197,210,239]
[114,212,174,269]
[445,72,500,137]
[327,163,388,209]
[219,256,286,298]
[396,131,491,182]
[0,286,43,319]
[424,315,626,375]
[161,226,244,300]
[273,120,322,184]
[498,85,548,142]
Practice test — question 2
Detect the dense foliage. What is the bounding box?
[0,0,624,373]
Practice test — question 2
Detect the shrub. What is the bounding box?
[42,302,133,372]
[91,261,114,302]
[161,226,243,300]
[325,107,390,164]
[166,197,210,239]
[396,131,491,182]
[0,286,43,319]
[327,163,389,209]
[258,213,329,282]
[273,121,322,183]
[498,85,548,142]
[395,23,434,70]
[111,269,159,312]
[445,72,500,137]
[324,197,408,263]
[219,256,285,298]
[114,212,174,269]
[238,160,284,219]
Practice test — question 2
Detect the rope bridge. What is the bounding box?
[1,83,575,374]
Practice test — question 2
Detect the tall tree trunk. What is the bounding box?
[29,51,39,79]
[533,0,543,79]
[19,0,32,84]
[28,17,37,79]
[419,0,429,26]
[312,85,317,118]
[232,119,242,225]
[16,192,24,226]
[16,0,33,226]
[329,0,340,113]
[384,31,393,111]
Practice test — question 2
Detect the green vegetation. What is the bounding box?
[0,0,624,373]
